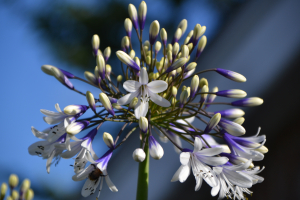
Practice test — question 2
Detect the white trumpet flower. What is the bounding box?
[117,67,170,119]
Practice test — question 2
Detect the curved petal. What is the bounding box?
[117,90,139,105]
[105,175,118,192]
[193,137,203,152]
[147,80,168,93]
[180,152,191,165]
[55,103,63,113]
[81,178,100,197]
[72,164,94,181]
[211,181,220,196]
[139,67,148,85]
[197,147,224,156]
[224,170,252,188]
[134,99,148,119]
[149,91,171,107]
[31,126,48,139]
[197,155,229,166]
[195,176,203,191]
[123,80,141,92]
[171,164,190,182]
[61,141,82,158]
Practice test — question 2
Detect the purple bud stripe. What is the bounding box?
[81,128,98,141]
[149,34,158,46]
[64,76,74,89]
[96,149,113,170]
[138,16,146,30]
[231,99,250,106]
[59,68,75,78]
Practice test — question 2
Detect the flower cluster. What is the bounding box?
[1,174,34,200]
[29,1,267,199]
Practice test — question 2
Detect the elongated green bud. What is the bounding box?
[139,117,148,133]
[200,85,208,103]
[21,179,31,192]
[190,75,199,98]
[92,34,100,55]
[181,45,189,58]
[129,97,139,109]
[199,77,208,89]
[104,46,111,62]
[196,36,207,57]
[124,18,132,38]
[172,86,178,97]
[12,190,19,200]
[99,93,115,116]
[96,54,106,80]
[179,89,188,108]
[185,62,197,72]
[117,75,123,83]
[155,41,161,53]
[25,189,34,200]
[177,19,188,35]
[173,42,179,56]
[204,113,221,133]
[149,20,160,45]
[86,91,96,112]
[1,183,7,198]
[160,28,167,46]
[233,117,245,125]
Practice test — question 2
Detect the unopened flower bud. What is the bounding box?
[200,85,208,103]
[51,67,74,89]
[128,4,138,30]
[146,56,151,65]
[215,68,246,82]
[204,113,221,133]
[172,86,177,97]
[138,1,147,30]
[155,41,161,54]
[99,93,115,116]
[199,77,208,89]
[84,71,98,86]
[160,28,167,46]
[172,28,182,44]
[185,62,197,72]
[167,44,172,52]
[196,35,207,57]
[128,50,135,59]
[41,65,54,76]
[64,105,88,115]
[104,46,111,62]
[116,51,140,71]
[9,174,19,188]
[184,36,191,45]
[121,36,130,51]
[165,57,188,73]
[180,45,189,58]
[176,67,182,74]
[172,97,177,106]
[219,119,245,136]
[186,87,191,98]
[96,54,106,80]
[167,50,172,64]
[187,30,194,37]
[117,75,123,83]
[139,117,148,133]
[105,64,112,77]
[129,97,139,109]
[216,89,247,98]
[103,132,114,149]
[112,103,123,110]
[177,19,188,35]
[66,121,90,135]
[233,117,245,125]
[231,97,263,107]
[7,196,13,200]
[21,179,31,192]
[182,85,187,92]
[124,18,133,38]
[179,89,189,108]
[134,57,140,67]
[149,136,164,160]
[172,42,179,57]
[149,20,160,45]
[91,34,100,55]
[190,75,199,98]
[133,148,146,162]
[215,108,245,118]
[187,43,193,52]
[25,189,34,200]
[1,183,7,198]
[86,91,96,112]
[206,87,218,108]
[12,190,19,200]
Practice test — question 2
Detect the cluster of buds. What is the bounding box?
[29,1,267,200]
[1,174,33,200]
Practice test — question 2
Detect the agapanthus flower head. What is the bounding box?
[29,1,266,199]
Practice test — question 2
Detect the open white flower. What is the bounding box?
[117,67,170,118]
[171,137,228,191]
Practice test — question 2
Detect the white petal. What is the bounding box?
[46,149,56,174]
[213,167,223,175]
[61,141,82,158]
[134,99,148,119]
[195,176,203,191]
[72,165,94,181]
[224,170,252,188]
[147,80,168,93]
[81,178,100,197]
[40,109,63,117]
[148,91,171,107]
[193,137,203,152]
[55,103,63,113]
[28,141,49,155]
[105,175,118,192]
[180,152,191,165]
[197,147,224,156]
[117,90,139,105]
[197,155,228,166]
[211,180,220,196]
[43,116,65,125]
[123,80,141,92]
[139,67,148,85]
[31,126,48,139]
[171,164,190,182]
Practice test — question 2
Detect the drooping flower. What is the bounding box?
[223,127,267,161]
[117,67,170,118]
[171,137,228,191]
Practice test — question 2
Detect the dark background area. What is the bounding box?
[0,0,299,199]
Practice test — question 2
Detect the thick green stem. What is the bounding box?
[136,137,149,200]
